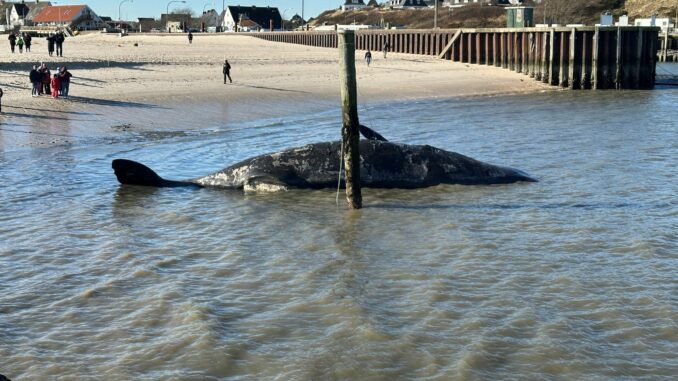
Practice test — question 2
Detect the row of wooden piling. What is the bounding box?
[253,26,660,90]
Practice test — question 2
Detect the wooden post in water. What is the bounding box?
[337,30,362,210]
[615,27,623,89]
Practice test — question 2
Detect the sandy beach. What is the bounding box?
[0,32,551,149]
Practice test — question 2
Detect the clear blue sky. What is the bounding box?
[55,1,342,20]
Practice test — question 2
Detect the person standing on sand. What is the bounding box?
[188,31,193,44]
[0,87,3,113]
[365,50,372,66]
[59,67,72,98]
[17,36,24,54]
[51,73,61,99]
[8,33,16,53]
[35,63,45,95]
[223,60,232,84]
[55,32,65,57]
[382,42,390,59]
[30,65,41,97]
[24,34,32,52]
[40,64,51,95]
[47,34,55,56]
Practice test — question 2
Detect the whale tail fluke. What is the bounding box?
[112,159,199,188]
[112,159,166,187]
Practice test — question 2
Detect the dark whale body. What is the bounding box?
[113,140,536,192]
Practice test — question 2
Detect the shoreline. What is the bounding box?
[0,33,553,150]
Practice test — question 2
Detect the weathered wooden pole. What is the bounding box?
[569,28,577,89]
[337,30,362,210]
[615,27,623,89]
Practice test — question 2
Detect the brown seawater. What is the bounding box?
[1,77,677,380]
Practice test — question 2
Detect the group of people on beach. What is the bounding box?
[7,32,32,53]
[7,31,65,56]
[29,64,72,99]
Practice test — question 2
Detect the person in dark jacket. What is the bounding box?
[55,32,65,57]
[59,67,72,97]
[382,42,390,59]
[46,34,55,56]
[40,64,51,95]
[0,87,3,113]
[188,31,193,44]
[222,60,232,84]
[365,50,372,66]
[30,65,41,97]
[24,34,32,52]
[8,33,16,53]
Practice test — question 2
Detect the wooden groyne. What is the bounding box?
[253,27,660,90]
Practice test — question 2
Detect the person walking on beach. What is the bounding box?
[188,31,193,44]
[51,73,61,99]
[46,34,55,57]
[29,65,41,97]
[55,32,65,57]
[223,60,232,84]
[59,67,72,98]
[365,50,372,66]
[0,88,3,113]
[17,36,24,54]
[24,34,32,52]
[382,42,390,59]
[8,33,16,54]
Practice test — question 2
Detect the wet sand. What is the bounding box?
[0,33,551,149]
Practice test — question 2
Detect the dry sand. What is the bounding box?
[0,32,551,149]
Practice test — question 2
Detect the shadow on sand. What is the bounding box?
[65,96,168,109]
[4,105,104,116]
[232,83,312,94]
[0,112,81,122]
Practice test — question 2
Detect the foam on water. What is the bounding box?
[0,81,677,380]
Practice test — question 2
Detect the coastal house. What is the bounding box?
[634,17,674,35]
[137,17,157,32]
[342,0,366,11]
[443,0,492,7]
[160,13,191,32]
[0,2,14,28]
[32,4,104,30]
[100,15,112,24]
[200,9,220,32]
[220,5,282,32]
[23,1,51,26]
[9,1,30,25]
[0,0,51,27]
[387,0,429,9]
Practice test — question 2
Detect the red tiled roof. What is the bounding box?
[32,5,86,23]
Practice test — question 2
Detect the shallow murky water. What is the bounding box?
[1,79,677,379]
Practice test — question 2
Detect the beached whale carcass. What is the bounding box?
[112,139,537,192]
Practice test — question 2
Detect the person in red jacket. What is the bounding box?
[51,74,61,98]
